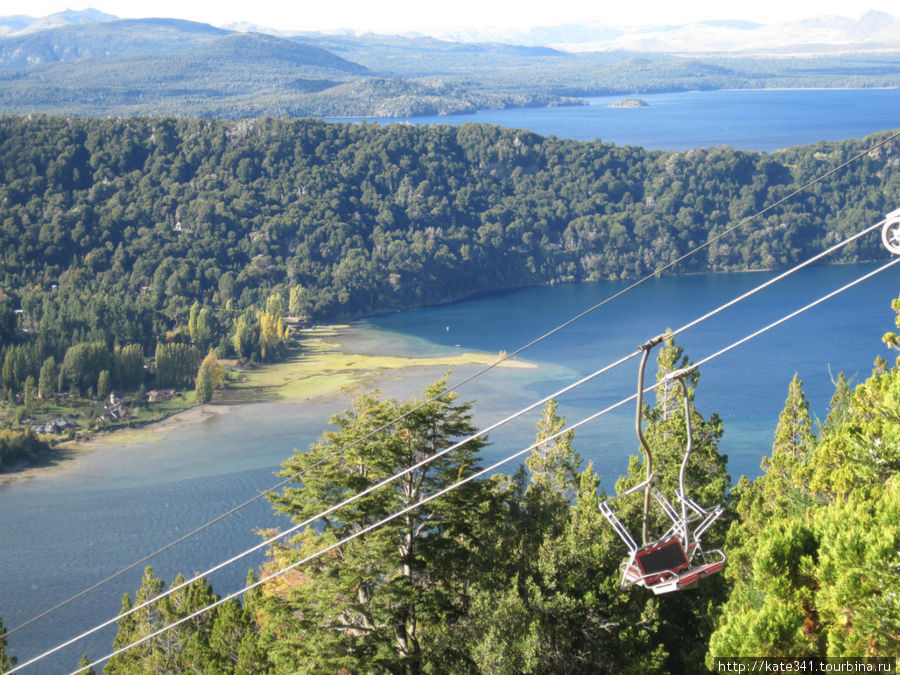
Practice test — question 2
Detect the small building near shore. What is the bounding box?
[147,389,176,403]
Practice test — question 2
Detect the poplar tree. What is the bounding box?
[195,350,224,403]
[38,355,57,400]
[2,347,16,390]
[232,312,257,362]
[112,344,144,390]
[188,301,201,345]
[257,311,284,361]
[155,343,200,387]
[288,284,307,317]
[23,375,35,412]
[97,370,110,401]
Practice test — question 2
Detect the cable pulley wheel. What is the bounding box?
[882,215,900,255]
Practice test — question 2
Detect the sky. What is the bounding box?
[2,0,895,34]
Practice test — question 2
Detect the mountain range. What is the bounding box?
[0,9,897,119]
[4,8,899,55]
[442,11,900,54]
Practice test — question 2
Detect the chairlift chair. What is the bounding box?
[599,336,725,595]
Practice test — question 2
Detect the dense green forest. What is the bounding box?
[0,115,897,442]
[7,304,897,672]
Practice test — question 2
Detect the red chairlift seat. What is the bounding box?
[599,338,726,595]
[622,537,725,594]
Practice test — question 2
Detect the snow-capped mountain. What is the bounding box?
[438,10,900,54]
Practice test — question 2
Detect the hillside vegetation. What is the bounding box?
[1,115,896,331]
[0,115,896,443]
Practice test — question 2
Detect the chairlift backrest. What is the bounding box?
[635,538,690,581]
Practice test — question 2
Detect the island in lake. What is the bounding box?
[608,97,649,108]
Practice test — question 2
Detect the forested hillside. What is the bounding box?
[0,113,896,448]
[0,115,897,396]
[1,116,897,338]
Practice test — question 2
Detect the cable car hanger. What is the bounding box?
[600,335,725,595]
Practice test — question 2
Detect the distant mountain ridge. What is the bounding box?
[2,8,899,55]
[0,9,897,120]
[0,13,584,118]
[443,10,900,54]
[0,18,229,69]
[3,8,899,56]
[0,8,116,36]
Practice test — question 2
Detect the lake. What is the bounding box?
[2,88,900,671]
[3,263,899,672]
[328,88,900,152]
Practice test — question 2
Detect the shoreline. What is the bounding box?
[0,325,535,484]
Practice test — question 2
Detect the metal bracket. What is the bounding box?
[638,334,667,352]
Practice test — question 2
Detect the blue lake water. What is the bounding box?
[329,88,900,151]
[2,88,900,670]
[3,263,899,672]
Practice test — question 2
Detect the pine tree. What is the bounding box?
[106,566,260,672]
[465,429,665,673]
[709,295,900,665]
[0,615,16,671]
[526,398,580,501]
[820,371,852,436]
[75,652,94,674]
[762,373,816,485]
[260,378,488,672]
[614,335,729,671]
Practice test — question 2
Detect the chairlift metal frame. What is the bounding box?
[599,336,725,595]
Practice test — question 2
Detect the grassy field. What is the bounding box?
[1,326,535,464]
[219,326,534,404]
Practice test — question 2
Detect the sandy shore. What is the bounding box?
[0,443,91,486]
